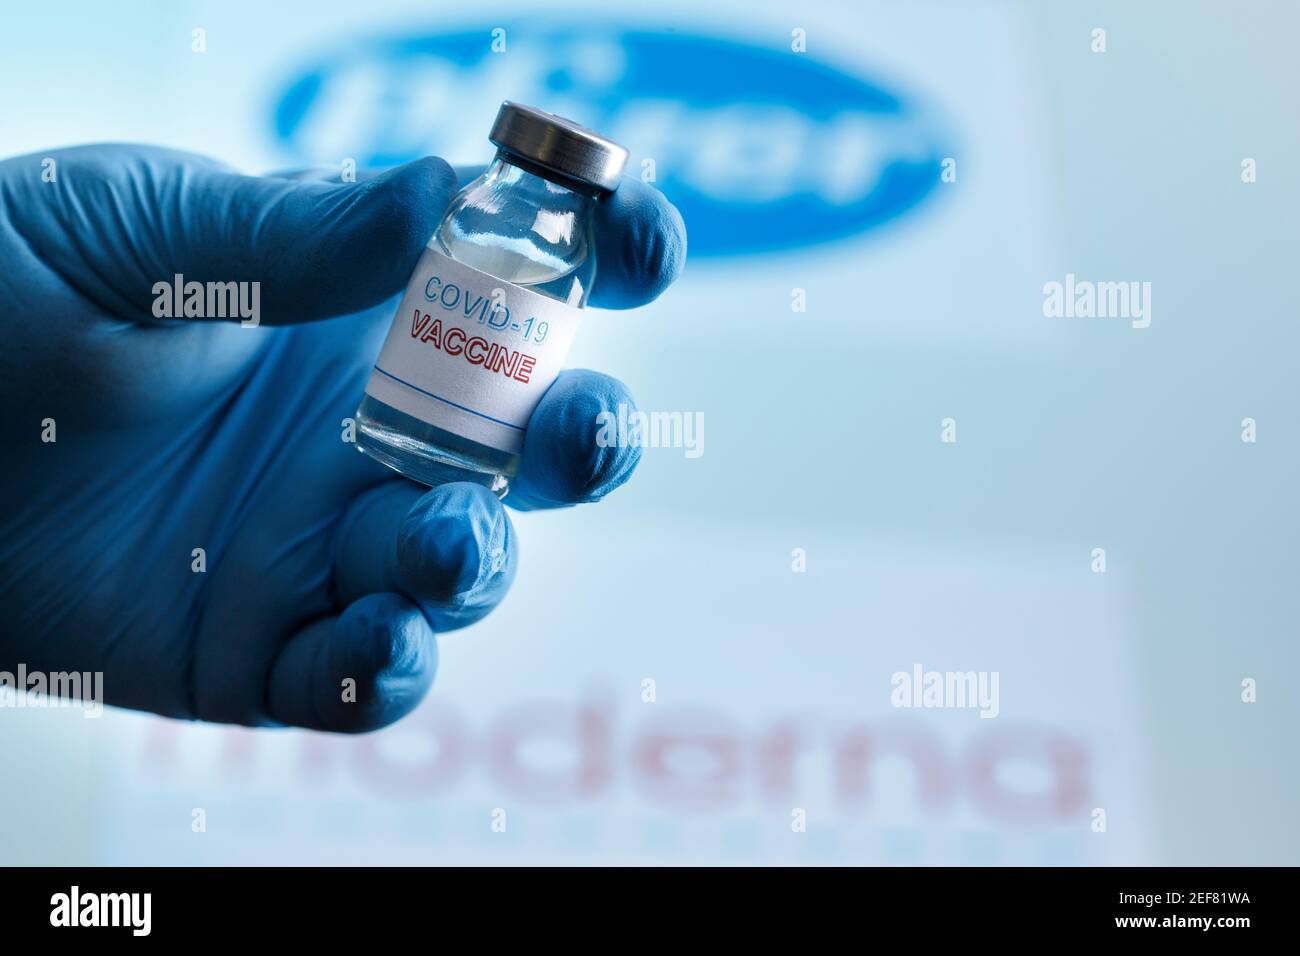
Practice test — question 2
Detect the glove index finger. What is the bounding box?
[588,177,687,310]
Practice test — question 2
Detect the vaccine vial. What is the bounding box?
[356,101,629,496]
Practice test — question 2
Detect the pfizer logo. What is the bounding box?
[273,26,950,257]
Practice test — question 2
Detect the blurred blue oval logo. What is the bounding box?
[273,26,949,257]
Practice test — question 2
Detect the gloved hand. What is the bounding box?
[0,144,684,732]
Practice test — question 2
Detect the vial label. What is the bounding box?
[364,249,583,455]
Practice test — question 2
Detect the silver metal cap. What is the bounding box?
[489,101,628,193]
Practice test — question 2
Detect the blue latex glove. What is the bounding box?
[0,144,685,732]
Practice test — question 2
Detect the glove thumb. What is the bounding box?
[35,146,455,325]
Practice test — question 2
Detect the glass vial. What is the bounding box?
[356,102,629,496]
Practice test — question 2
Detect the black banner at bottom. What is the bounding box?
[0,866,1278,941]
